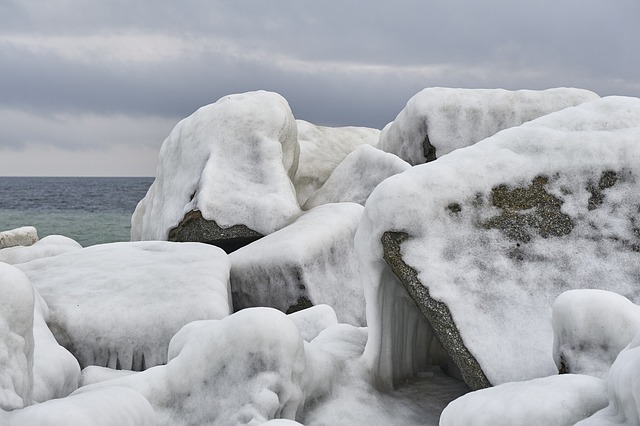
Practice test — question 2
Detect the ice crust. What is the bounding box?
[0,235,82,264]
[356,96,640,386]
[131,90,301,241]
[0,226,38,249]
[17,241,231,370]
[378,87,599,165]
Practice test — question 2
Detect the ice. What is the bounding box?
[0,226,38,249]
[230,202,366,325]
[17,241,231,370]
[0,235,82,264]
[355,96,640,387]
[293,119,380,206]
[378,87,599,165]
[287,304,339,342]
[302,144,411,210]
[440,374,607,426]
[131,90,301,241]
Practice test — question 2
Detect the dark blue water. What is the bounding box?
[0,177,154,246]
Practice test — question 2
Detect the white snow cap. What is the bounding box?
[132,90,301,241]
[0,235,82,264]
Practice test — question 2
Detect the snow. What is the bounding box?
[17,241,231,370]
[0,235,82,264]
[440,374,607,426]
[287,304,339,342]
[131,90,301,241]
[293,120,380,206]
[378,87,599,165]
[355,96,640,386]
[230,202,366,325]
[0,226,38,249]
[302,144,411,210]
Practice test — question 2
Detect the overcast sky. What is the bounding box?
[1,0,638,176]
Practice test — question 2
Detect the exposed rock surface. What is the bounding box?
[0,226,38,249]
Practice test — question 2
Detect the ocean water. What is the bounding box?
[0,177,154,247]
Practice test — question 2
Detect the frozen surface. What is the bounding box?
[18,241,231,370]
[303,144,411,210]
[0,235,82,264]
[552,289,640,379]
[230,202,366,325]
[378,87,599,165]
[131,90,301,241]
[356,96,640,386]
[287,305,339,342]
[0,226,38,249]
[293,119,380,206]
[440,374,607,426]
[0,263,34,410]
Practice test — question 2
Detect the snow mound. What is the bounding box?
[131,90,301,242]
[303,144,411,210]
[0,226,38,249]
[378,87,599,165]
[18,241,231,370]
[293,119,380,206]
[0,235,82,264]
[287,305,339,342]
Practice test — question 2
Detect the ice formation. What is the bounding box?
[355,96,640,388]
[378,87,599,165]
[287,304,339,342]
[0,226,38,249]
[131,90,301,242]
[302,144,411,210]
[0,235,82,264]
[293,119,380,206]
[230,202,366,325]
[17,241,231,370]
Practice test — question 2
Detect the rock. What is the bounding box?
[230,202,366,326]
[0,235,82,264]
[302,144,411,210]
[293,119,380,206]
[131,91,301,252]
[355,96,640,389]
[0,226,38,249]
[378,87,599,165]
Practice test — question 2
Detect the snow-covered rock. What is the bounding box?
[552,289,640,379]
[302,144,411,210]
[293,119,380,206]
[355,96,640,389]
[17,241,231,370]
[287,305,339,342]
[440,374,607,426]
[378,87,599,165]
[230,202,366,326]
[0,226,38,249]
[131,91,301,252]
[0,235,82,264]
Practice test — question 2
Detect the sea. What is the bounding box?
[0,177,154,247]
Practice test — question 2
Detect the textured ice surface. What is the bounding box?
[131,90,301,241]
[287,305,339,342]
[440,374,607,426]
[302,144,411,210]
[230,202,366,325]
[0,226,38,249]
[18,241,231,370]
[293,119,380,206]
[0,235,82,264]
[378,87,599,165]
[356,96,640,386]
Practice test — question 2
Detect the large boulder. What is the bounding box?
[0,226,38,249]
[378,87,599,165]
[355,96,640,390]
[131,91,301,253]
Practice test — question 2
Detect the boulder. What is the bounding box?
[131,91,301,252]
[0,226,38,249]
[355,96,640,389]
[378,87,599,165]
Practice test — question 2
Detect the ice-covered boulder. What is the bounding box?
[440,374,607,426]
[0,263,35,410]
[293,119,380,206]
[131,90,301,253]
[0,226,38,249]
[378,87,599,165]
[302,144,411,210]
[355,96,640,389]
[287,304,339,342]
[230,202,366,326]
[552,289,640,379]
[17,241,231,370]
[0,235,82,264]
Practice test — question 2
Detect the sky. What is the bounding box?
[1,0,639,177]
